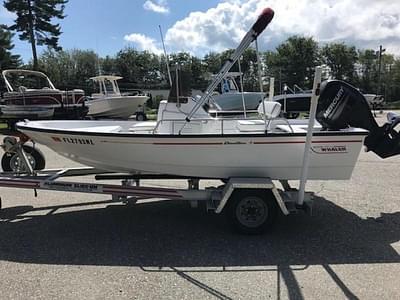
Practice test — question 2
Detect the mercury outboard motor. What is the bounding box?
[316,80,400,158]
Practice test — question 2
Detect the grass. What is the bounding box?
[146,114,157,120]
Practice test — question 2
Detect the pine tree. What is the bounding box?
[3,0,68,70]
[0,24,21,69]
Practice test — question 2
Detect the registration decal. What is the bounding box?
[51,136,95,145]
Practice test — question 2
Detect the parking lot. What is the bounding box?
[0,113,399,299]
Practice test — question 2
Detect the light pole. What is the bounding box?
[376,45,386,95]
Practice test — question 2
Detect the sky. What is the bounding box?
[1,0,399,63]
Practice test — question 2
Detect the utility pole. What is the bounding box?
[377,45,386,95]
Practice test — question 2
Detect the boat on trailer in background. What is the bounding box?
[205,72,266,114]
[0,69,88,130]
[86,75,149,120]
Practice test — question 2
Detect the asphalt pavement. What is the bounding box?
[0,112,399,299]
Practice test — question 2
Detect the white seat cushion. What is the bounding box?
[236,120,266,132]
[129,121,157,132]
[258,101,281,118]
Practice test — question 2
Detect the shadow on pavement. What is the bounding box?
[0,195,398,267]
[0,196,398,299]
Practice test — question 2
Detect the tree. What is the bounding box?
[321,43,358,81]
[0,24,21,69]
[240,48,258,91]
[378,54,396,102]
[357,49,378,94]
[203,52,222,74]
[390,59,400,102]
[203,49,260,91]
[100,55,117,75]
[264,50,282,93]
[4,0,68,70]
[271,36,320,89]
[190,56,207,89]
[115,48,162,89]
[37,48,98,92]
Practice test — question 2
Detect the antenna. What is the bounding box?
[159,25,172,87]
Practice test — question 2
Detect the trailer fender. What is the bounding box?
[215,178,289,215]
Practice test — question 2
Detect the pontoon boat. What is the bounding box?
[0,69,87,127]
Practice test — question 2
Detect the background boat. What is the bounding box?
[86,75,149,120]
[0,69,88,130]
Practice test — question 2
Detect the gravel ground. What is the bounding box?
[0,112,399,299]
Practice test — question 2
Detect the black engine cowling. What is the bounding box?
[316,80,400,159]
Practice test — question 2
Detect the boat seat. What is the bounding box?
[237,102,283,132]
[258,101,281,118]
[236,120,266,132]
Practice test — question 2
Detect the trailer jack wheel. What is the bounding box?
[1,145,46,172]
[226,189,277,235]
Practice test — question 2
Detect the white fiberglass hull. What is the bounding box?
[17,120,367,180]
[87,95,148,119]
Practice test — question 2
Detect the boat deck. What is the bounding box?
[15,118,369,136]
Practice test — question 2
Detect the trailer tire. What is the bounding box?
[1,145,46,172]
[135,113,147,121]
[226,189,277,235]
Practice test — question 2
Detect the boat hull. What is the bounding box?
[17,121,367,180]
[0,106,54,119]
[1,90,87,121]
[87,96,149,119]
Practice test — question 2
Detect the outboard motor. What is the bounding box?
[316,80,400,158]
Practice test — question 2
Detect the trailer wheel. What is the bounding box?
[226,189,277,234]
[136,113,147,121]
[1,145,46,172]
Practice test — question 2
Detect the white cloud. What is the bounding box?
[143,0,169,14]
[124,33,163,55]
[125,0,400,57]
[161,0,400,56]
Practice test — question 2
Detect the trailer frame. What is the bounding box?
[0,163,313,234]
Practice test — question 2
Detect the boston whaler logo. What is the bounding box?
[311,145,348,154]
[51,136,95,145]
[323,86,344,119]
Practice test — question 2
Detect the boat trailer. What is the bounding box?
[0,150,313,234]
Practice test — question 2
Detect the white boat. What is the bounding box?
[13,8,400,180]
[86,75,149,119]
[206,72,265,113]
[16,97,368,179]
